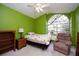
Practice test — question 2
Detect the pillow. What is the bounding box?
[28,32,35,35]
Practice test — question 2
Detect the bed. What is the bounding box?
[25,32,51,49]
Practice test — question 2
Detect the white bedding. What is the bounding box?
[25,34,51,45]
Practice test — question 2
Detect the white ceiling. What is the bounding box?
[3,3,79,18]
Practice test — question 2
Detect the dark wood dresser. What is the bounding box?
[76,32,79,56]
[0,30,16,54]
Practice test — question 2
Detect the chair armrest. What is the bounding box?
[65,41,72,46]
[54,39,59,42]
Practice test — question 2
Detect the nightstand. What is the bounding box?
[16,38,26,49]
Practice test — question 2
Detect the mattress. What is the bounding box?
[25,34,51,45]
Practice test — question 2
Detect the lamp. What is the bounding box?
[19,28,24,39]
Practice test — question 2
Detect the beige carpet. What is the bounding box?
[0,43,76,56]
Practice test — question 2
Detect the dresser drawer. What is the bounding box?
[18,39,26,45]
[0,40,13,48]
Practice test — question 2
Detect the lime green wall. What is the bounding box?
[70,11,77,47]
[75,7,79,47]
[76,7,79,32]
[69,7,79,47]
[35,15,48,34]
[0,4,34,39]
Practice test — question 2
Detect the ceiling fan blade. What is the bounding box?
[39,7,44,12]
[35,7,40,13]
[41,4,50,8]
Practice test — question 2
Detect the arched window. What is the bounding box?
[48,14,70,35]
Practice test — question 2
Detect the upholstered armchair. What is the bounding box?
[54,33,72,55]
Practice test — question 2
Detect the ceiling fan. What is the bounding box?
[27,3,50,13]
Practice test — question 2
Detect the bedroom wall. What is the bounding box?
[68,7,79,47]
[75,7,79,47]
[76,7,79,32]
[70,11,77,47]
[35,15,48,34]
[0,4,35,39]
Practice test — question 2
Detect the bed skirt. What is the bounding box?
[26,40,51,50]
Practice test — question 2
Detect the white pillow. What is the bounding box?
[28,32,35,35]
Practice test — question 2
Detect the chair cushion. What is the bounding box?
[57,33,70,41]
[54,42,68,50]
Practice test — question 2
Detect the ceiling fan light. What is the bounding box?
[35,7,40,13]
[39,7,43,12]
